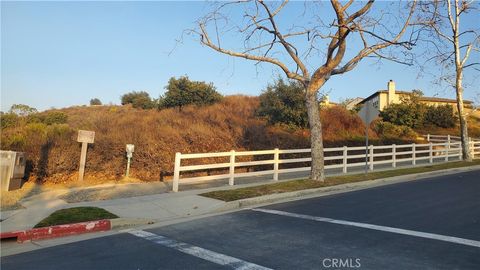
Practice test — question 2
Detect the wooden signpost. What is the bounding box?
[77,130,95,181]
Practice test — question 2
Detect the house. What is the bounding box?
[319,95,338,107]
[359,80,473,111]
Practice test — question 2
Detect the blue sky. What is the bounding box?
[1,1,479,112]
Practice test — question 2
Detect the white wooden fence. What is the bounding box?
[172,139,477,192]
[424,134,480,159]
[424,134,461,143]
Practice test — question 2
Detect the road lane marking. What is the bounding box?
[129,230,272,270]
[252,208,480,248]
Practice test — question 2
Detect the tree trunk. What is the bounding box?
[455,69,472,161]
[305,85,325,181]
[451,4,472,162]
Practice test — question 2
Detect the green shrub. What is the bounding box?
[381,99,458,130]
[47,124,73,139]
[43,112,68,125]
[121,91,155,109]
[4,133,27,149]
[380,103,426,128]
[160,76,222,109]
[424,105,457,128]
[25,123,48,143]
[26,113,45,124]
[256,78,308,128]
[374,121,417,139]
[0,113,19,129]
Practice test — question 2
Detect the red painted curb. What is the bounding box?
[0,231,23,239]
[0,220,111,243]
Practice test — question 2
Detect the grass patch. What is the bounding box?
[34,207,118,228]
[201,160,480,202]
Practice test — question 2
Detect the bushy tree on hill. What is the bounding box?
[159,76,222,109]
[90,98,102,105]
[9,104,38,116]
[257,78,308,128]
[121,91,155,109]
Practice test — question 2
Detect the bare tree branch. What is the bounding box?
[199,23,305,82]
[194,0,421,180]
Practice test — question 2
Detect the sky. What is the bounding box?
[1,1,479,112]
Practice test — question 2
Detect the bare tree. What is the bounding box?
[419,0,479,161]
[194,0,417,181]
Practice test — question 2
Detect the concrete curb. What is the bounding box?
[0,218,156,243]
[215,165,480,212]
[110,218,156,230]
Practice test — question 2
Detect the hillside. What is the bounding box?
[4,95,472,184]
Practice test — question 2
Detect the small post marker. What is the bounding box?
[77,130,95,182]
[126,144,135,177]
[173,153,181,192]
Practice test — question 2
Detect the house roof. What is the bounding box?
[360,90,473,104]
[345,97,364,103]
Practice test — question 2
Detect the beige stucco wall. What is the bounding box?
[378,92,402,110]
[379,93,388,110]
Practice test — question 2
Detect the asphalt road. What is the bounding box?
[2,169,479,270]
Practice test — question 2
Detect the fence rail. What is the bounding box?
[424,134,462,143]
[424,133,480,159]
[171,137,480,192]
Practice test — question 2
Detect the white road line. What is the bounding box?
[252,208,480,248]
[129,230,272,270]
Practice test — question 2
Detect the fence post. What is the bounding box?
[273,148,279,181]
[369,145,374,171]
[447,135,451,144]
[173,152,181,192]
[342,146,348,173]
[392,144,396,168]
[427,134,430,142]
[412,143,416,166]
[229,150,236,185]
[474,140,478,159]
[429,142,433,163]
[470,138,476,159]
[458,140,463,160]
[469,137,472,152]
[445,141,449,162]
